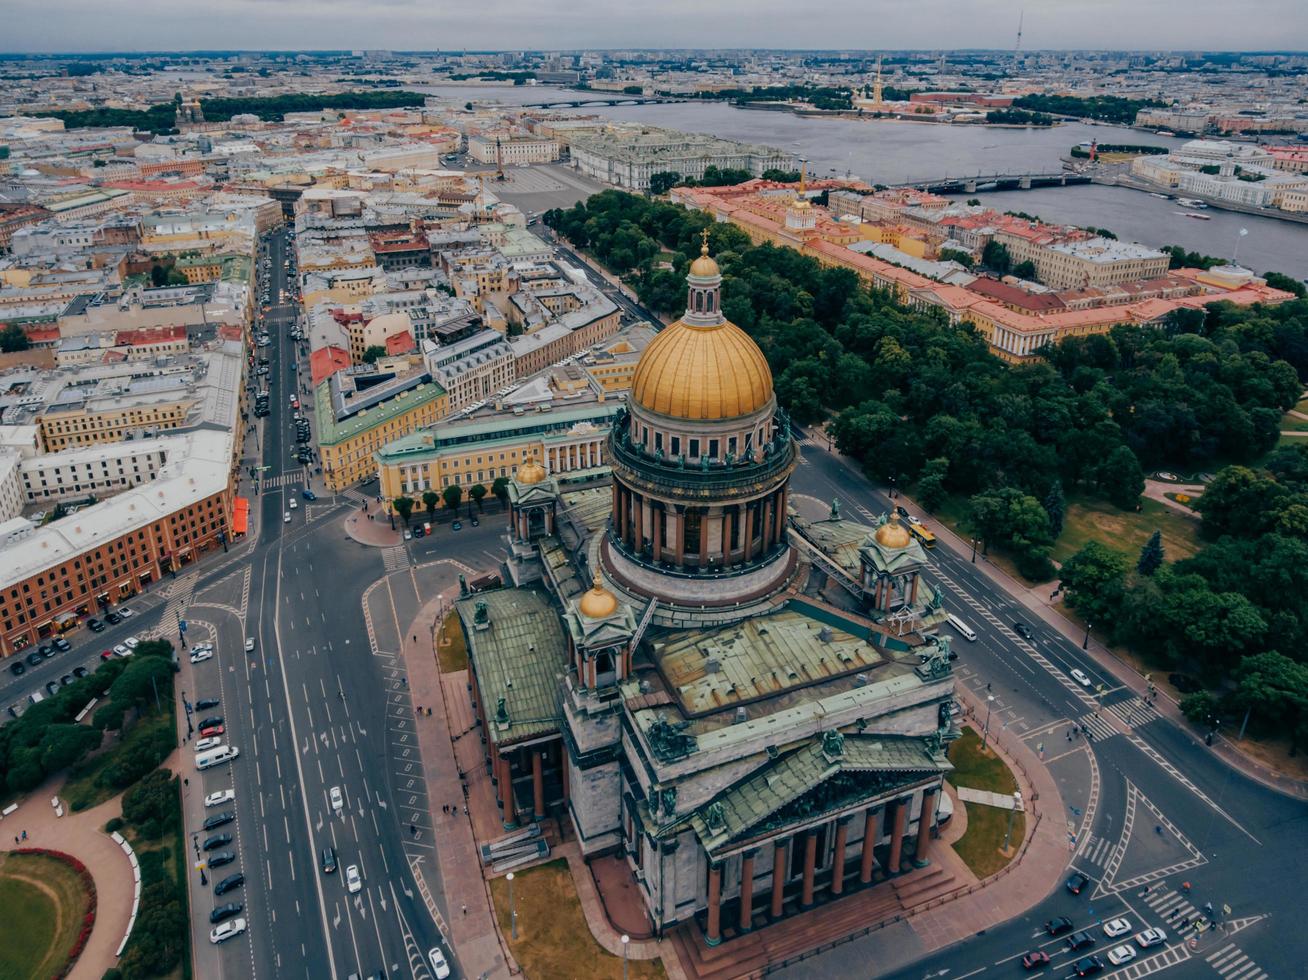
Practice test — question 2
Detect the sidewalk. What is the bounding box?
[1,780,138,980]
[806,429,1308,801]
[345,499,401,548]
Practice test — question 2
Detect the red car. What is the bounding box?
[1023,951,1051,970]
[100,650,115,661]
[199,724,225,737]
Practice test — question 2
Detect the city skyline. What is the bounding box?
[4,0,1308,54]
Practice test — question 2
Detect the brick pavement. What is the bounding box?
[1,777,140,980]
[345,498,402,548]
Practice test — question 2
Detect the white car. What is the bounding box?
[345,864,361,893]
[191,643,214,654]
[112,644,130,657]
[195,736,223,752]
[244,638,255,653]
[283,511,291,523]
[1070,668,1092,687]
[330,785,344,812]
[124,636,140,650]
[204,789,235,808]
[189,648,214,664]
[1108,944,1137,965]
[209,918,247,944]
[429,947,451,979]
[1104,917,1132,938]
[118,607,134,618]
[289,498,298,510]
[1135,927,1168,949]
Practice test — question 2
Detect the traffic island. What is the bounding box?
[946,727,1026,877]
[490,858,668,980]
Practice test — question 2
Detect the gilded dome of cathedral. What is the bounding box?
[874,515,913,549]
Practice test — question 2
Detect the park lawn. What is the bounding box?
[946,727,1025,878]
[1279,412,1308,433]
[64,703,176,812]
[0,852,90,980]
[490,859,666,980]
[1050,495,1200,567]
[437,609,468,673]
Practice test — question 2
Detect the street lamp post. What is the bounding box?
[506,871,517,940]
[1082,621,1092,651]
[970,537,978,563]
[621,934,630,980]
[1003,791,1022,852]
[982,693,996,752]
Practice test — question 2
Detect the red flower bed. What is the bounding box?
[12,848,98,979]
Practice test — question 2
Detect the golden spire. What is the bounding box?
[799,159,807,196]
[700,227,710,255]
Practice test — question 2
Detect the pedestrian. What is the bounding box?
[21,830,26,841]
[183,777,189,787]
[427,707,432,716]
[12,836,17,845]
[410,823,416,836]
[442,804,448,814]
[462,803,468,816]
[461,903,467,916]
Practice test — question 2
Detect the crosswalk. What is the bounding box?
[1110,943,1190,979]
[382,546,410,573]
[1108,695,1160,728]
[1079,832,1119,870]
[341,488,370,505]
[261,472,303,490]
[1076,711,1119,741]
[1206,943,1268,980]
[1139,884,1210,938]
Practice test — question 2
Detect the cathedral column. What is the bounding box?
[532,750,546,821]
[887,799,907,874]
[915,787,938,866]
[723,507,734,563]
[611,483,619,533]
[860,807,879,884]
[800,830,817,907]
[706,863,723,947]
[652,505,663,563]
[673,507,685,568]
[739,849,756,932]
[698,508,709,566]
[743,505,755,563]
[770,840,787,918]
[831,817,849,896]
[633,492,644,554]
[777,490,789,544]
[761,493,774,551]
[560,749,570,803]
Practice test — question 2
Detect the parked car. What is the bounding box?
[1072,955,1104,977]
[87,618,105,632]
[204,789,235,808]
[209,902,244,924]
[45,681,59,696]
[451,521,463,531]
[203,833,233,851]
[104,611,122,625]
[123,636,139,650]
[203,811,235,832]
[302,489,317,501]
[118,607,134,618]
[200,724,225,737]
[1066,871,1091,895]
[209,918,246,944]
[208,851,236,868]
[199,716,224,730]
[24,651,42,667]
[194,736,223,752]
[9,661,25,676]
[429,947,451,979]
[39,645,54,659]
[52,637,71,652]
[1103,918,1131,938]
[196,697,221,711]
[214,872,245,896]
[190,648,214,664]
[112,644,129,657]
[73,666,89,679]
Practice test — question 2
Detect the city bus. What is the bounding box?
[908,522,937,548]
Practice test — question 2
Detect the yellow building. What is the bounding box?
[316,373,449,491]
[39,399,192,451]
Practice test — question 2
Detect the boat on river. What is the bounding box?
[1176,198,1208,209]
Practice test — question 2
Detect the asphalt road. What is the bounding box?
[175,228,457,980]
[782,436,1305,980]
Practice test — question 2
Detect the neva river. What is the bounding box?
[426,83,1308,279]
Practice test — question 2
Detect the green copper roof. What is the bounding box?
[314,378,446,447]
[458,588,568,747]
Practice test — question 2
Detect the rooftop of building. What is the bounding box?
[315,366,446,446]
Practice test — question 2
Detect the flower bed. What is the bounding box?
[12,848,97,979]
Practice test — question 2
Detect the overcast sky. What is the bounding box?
[5,0,1307,54]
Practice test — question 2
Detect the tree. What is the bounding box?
[938,248,973,269]
[1137,530,1165,576]
[39,723,103,773]
[981,240,1012,275]
[133,638,174,661]
[492,476,510,507]
[442,484,463,516]
[1058,542,1129,626]
[361,345,386,364]
[421,491,440,517]
[1097,445,1144,510]
[648,171,682,195]
[392,496,414,527]
[1012,259,1038,281]
[122,769,177,839]
[469,483,488,511]
[0,324,30,353]
[108,656,174,713]
[968,486,1055,580]
[1228,651,1308,746]
[1042,480,1066,538]
[916,457,950,511]
[1195,465,1286,539]
[1264,271,1306,298]
[149,263,168,287]
[1180,691,1221,727]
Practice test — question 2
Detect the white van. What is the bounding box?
[196,745,240,770]
[946,613,978,642]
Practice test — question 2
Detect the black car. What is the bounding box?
[60,674,74,686]
[209,902,244,924]
[1044,916,1074,936]
[207,851,236,868]
[73,666,89,679]
[1065,871,1090,895]
[87,618,105,632]
[196,697,221,711]
[1012,622,1033,640]
[1072,955,1104,977]
[25,651,43,667]
[203,833,233,851]
[215,872,245,896]
[45,681,60,696]
[9,661,25,676]
[105,612,122,625]
[451,521,463,531]
[39,645,55,659]
[203,811,235,831]
[896,505,910,519]
[199,716,224,730]
[1066,930,1096,952]
[52,638,71,652]
[321,846,337,874]
[470,516,480,527]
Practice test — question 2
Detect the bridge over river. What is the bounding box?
[889,172,1093,193]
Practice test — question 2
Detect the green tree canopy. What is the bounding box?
[392,496,414,526]
[1058,541,1129,627]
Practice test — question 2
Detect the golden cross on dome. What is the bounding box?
[700,227,710,255]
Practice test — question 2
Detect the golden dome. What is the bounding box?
[515,456,547,485]
[874,515,913,549]
[631,317,773,420]
[688,229,720,278]
[579,573,619,619]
